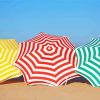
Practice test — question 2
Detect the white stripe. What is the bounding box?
[76,69,100,87]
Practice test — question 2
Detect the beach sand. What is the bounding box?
[0,78,100,100]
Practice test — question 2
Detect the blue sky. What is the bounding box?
[0,0,100,46]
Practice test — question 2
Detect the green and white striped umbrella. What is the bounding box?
[75,38,100,87]
[85,38,100,47]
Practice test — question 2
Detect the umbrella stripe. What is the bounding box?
[15,33,77,86]
[76,47,100,72]
[76,69,100,87]
[76,70,100,87]
[0,50,16,67]
[0,39,18,49]
[32,48,69,65]
[76,46,100,87]
[21,54,75,74]
[85,38,100,47]
[23,49,74,70]
[17,42,33,59]
[0,40,22,82]
[16,55,76,77]
[27,32,64,42]
[17,42,73,69]
[28,79,58,86]
[16,62,64,85]
[27,70,76,86]
[61,37,75,49]
[15,49,76,86]
[28,81,55,86]
[25,71,75,86]
[90,47,100,65]
[26,32,75,49]
[0,67,21,79]
[84,48,100,73]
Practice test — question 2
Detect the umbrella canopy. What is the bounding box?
[0,39,22,82]
[27,32,80,81]
[15,32,78,86]
[85,38,100,47]
[75,38,100,87]
[26,32,75,49]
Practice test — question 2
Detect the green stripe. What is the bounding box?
[76,47,100,87]
[78,64,100,83]
[88,47,100,68]
[76,49,83,68]
[76,70,98,87]
[83,63,100,80]
[85,39,100,47]
[98,47,100,56]
[82,47,88,62]
[81,47,100,75]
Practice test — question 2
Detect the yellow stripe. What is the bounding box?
[0,39,22,82]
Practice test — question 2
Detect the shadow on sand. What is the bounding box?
[0,76,24,85]
[0,76,91,86]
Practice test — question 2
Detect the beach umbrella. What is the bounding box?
[15,32,78,86]
[26,32,75,49]
[85,38,100,47]
[27,32,80,81]
[0,39,22,83]
[75,38,100,87]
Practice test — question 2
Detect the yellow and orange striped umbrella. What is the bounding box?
[0,39,22,82]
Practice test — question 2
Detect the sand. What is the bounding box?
[0,79,100,100]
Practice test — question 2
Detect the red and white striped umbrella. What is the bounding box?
[15,32,78,86]
[26,32,75,49]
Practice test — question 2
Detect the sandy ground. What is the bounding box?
[0,78,100,100]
